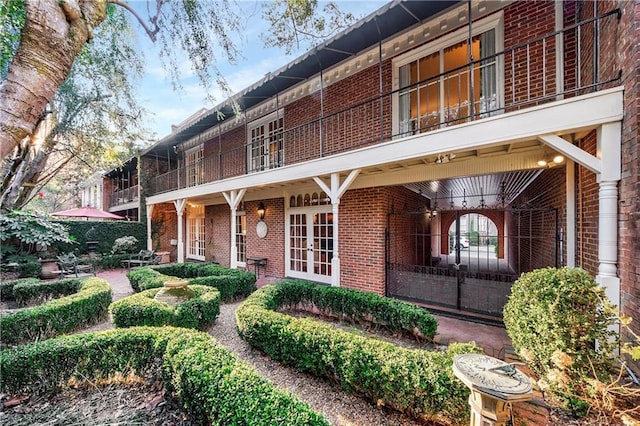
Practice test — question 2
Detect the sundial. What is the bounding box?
[453,353,532,402]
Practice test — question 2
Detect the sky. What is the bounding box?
[129,1,387,144]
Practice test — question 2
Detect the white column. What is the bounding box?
[174,199,186,263]
[313,170,360,287]
[565,160,576,267]
[146,204,155,251]
[596,122,621,310]
[223,189,246,269]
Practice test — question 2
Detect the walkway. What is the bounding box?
[95,269,511,358]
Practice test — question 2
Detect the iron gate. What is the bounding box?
[386,208,558,319]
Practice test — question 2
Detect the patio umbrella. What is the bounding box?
[51,206,124,220]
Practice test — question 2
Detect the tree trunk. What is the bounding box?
[0,0,107,160]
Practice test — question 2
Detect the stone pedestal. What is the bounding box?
[154,279,194,306]
[453,354,533,426]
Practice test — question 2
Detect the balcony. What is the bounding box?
[147,10,620,197]
[109,185,139,208]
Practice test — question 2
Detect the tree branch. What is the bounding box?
[109,0,160,42]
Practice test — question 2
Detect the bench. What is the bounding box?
[121,250,161,270]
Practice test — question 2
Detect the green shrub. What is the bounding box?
[50,221,146,255]
[97,253,133,270]
[0,278,39,301]
[129,264,256,301]
[236,281,479,425]
[13,277,82,306]
[1,277,112,345]
[110,285,220,329]
[503,267,618,412]
[0,327,328,425]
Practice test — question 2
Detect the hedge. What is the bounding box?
[50,220,146,255]
[0,327,328,426]
[1,277,112,345]
[127,264,255,301]
[110,285,220,329]
[12,278,83,306]
[0,278,39,301]
[236,280,480,425]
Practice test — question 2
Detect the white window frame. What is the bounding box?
[247,110,284,172]
[185,144,204,187]
[236,210,246,267]
[186,204,205,261]
[391,13,504,136]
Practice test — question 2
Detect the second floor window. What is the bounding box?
[186,145,203,187]
[395,16,501,136]
[248,113,283,172]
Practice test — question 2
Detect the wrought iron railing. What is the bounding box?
[108,185,139,207]
[147,10,620,196]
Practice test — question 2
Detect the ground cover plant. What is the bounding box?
[110,285,220,329]
[504,267,640,423]
[128,263,255,301]
[0,327,329,425]
[1,277,111,346]
[236,280,480,425]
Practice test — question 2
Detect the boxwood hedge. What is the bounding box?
[0,327,328,425]
[127,264,255,301]
[236,280,480,425]
[1,277,112,345]
[0,278,39,301]
[110,285,220,329]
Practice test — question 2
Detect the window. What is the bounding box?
[186,145,203,187]
[394,16,502,136]
[248,112,283,172]
[236,211,246,264]
[187,204,205,260]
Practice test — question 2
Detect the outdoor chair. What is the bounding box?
[57,253,96,277]
[121,249,158,270]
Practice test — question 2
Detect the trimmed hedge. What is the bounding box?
[0,278,39,301]
[50,220,146,255]
[128,264,255,302]
[0,327,328,425]
[110,285,220,329]
[12,278,82,306]
[1,277,112,345]
[236,280,479,425]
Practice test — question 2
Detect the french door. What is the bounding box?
[286,207,333,284]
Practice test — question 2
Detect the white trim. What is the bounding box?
[566,160,576,267]
[147,88,624,206]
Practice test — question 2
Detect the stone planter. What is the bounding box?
[39,259,60,279]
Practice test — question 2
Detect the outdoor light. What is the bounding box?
[257,202,265,220]
[553,155,565,164]
[538,155,565,167]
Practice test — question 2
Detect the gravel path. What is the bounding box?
[208,301,425,426]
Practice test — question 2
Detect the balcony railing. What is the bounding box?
[147,10,620,197]
[109,185,139,208]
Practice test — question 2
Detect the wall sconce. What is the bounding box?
[537,155,564,167]
[172,145,178,154]
[257,202,265,221]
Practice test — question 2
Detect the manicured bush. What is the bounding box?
[0,278,39,301]
[50,220,146,255]
[128,264,256,301]
[503,267,616,379]
[13,277,82,306]
[503,267,618,414]
[110,285,220,329]
[1,277,112,345]
[0,327,328,425]
[236,281,479,425]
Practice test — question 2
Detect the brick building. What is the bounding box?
[135,0,637,366]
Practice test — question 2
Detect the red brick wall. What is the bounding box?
[575,131,599,276]
[616,0,640,372]
[219,126,246,178]
[503,0,556,109]
[205,204,230,267]
[509,167,567,273]
[151,202,178,262]
[340,186,426,295]
[244,198,285,277]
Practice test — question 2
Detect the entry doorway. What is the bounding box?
[286,207,333,284]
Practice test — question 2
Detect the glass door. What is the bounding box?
[287,208,333,284]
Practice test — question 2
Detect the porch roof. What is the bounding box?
[143,0,460,157]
